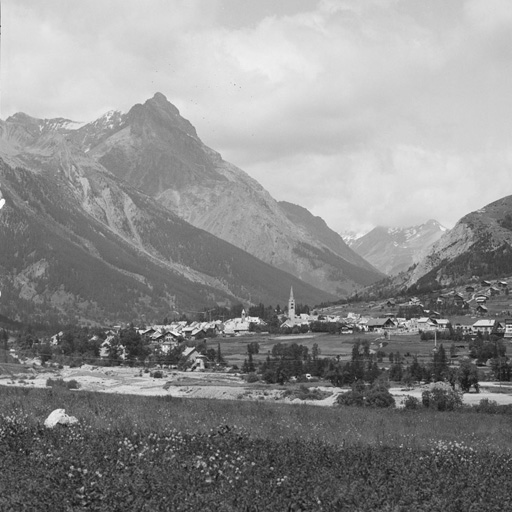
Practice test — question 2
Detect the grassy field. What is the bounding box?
[2,386,512,510]
[218,331,460,367]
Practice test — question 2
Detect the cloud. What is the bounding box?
[3,0,512,233]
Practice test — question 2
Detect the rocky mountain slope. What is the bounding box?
[369,197,512,295]
[405,198,512,291]
[0,115,335,325]
[78,93,383,296]
[346,220,446,276]
[278,201,384,284]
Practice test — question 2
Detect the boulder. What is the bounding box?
[44,409,79,428]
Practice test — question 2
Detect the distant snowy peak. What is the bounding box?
[87,110,125,131]
[71,110,127,153]
[349,219,447,276]
[341,230,367,246]
[386,220,446,245]
[6,112,87,135]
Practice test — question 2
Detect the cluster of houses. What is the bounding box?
[45,283,512,365]
[347,314,512,339]
[434,279,509,315]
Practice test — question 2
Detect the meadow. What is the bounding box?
[219,330,457,368]
[2,385,512,511]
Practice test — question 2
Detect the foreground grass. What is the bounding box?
[2,386,512,511]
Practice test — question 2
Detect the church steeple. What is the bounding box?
[288,287,295,323]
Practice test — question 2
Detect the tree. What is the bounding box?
[216,343,224,364]
[38,343,53,365]
[491,357,512,382]
[457,360,480,393]
[432,344,448,382]
[247,342,260,355]
[242,352,255,373]
[119,327,150,363]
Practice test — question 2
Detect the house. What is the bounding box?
[481,280,491,287]
[499,281,508,289]
[494,321,506,337]
[191,327,207,340]
[416,317,438,332]
[452,317,474,336]
[490,286,501,296]
[140,327,156,338]
[466,286,475,293]
[50,331,64,346]
[476,304,488,315]
[475,294,488,304]
[504,319,512,339]
[366,318,396,332]
[472,319,496,335]
[99,335,126,360]
[182,346,200,362]
[435,319,450,330]
[453,295,465,305]
[190,355,208,371]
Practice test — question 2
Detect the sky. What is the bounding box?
[2,0,512,235]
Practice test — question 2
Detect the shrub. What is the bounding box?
[364,388,395,408]
[284,385,331,401]
[422,383,462,411]
[337,389,365,407]
[46,378,81,390]
[476,398,500,414]
[66,379,80,390]
[246,372,259,383]
[404,395,420,410]
[151,370,164,379]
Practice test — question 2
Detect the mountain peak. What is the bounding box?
[128,92,198,139]
[6,112,86,136]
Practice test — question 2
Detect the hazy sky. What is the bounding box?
[3,0,512,234]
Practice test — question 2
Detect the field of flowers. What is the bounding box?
[2,386,512,511]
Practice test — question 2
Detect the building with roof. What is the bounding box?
[472,319,496,335]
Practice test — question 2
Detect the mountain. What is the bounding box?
[78,92,383,296]
[278,201,384,284]
[0,116,336,325]
[402,197,512,292]
[347,220,447,276]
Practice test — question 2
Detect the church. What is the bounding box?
[280,287,308,328]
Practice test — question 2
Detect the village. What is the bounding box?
[26,277,510,373]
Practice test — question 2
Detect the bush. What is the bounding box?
[476,398,500,414]
[66,379,80,390]
[151,370,164,379]
[336,389,365,407]
[404,395,420,410]
[284,385,332,401]
[46,378,81,390]
[422,383,462,411]
[246,372,259,383]
[337,379,395,408]
[364,388,395,408]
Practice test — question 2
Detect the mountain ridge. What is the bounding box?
[78,92,383,295]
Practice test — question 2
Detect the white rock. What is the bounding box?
[44,409,79,428]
